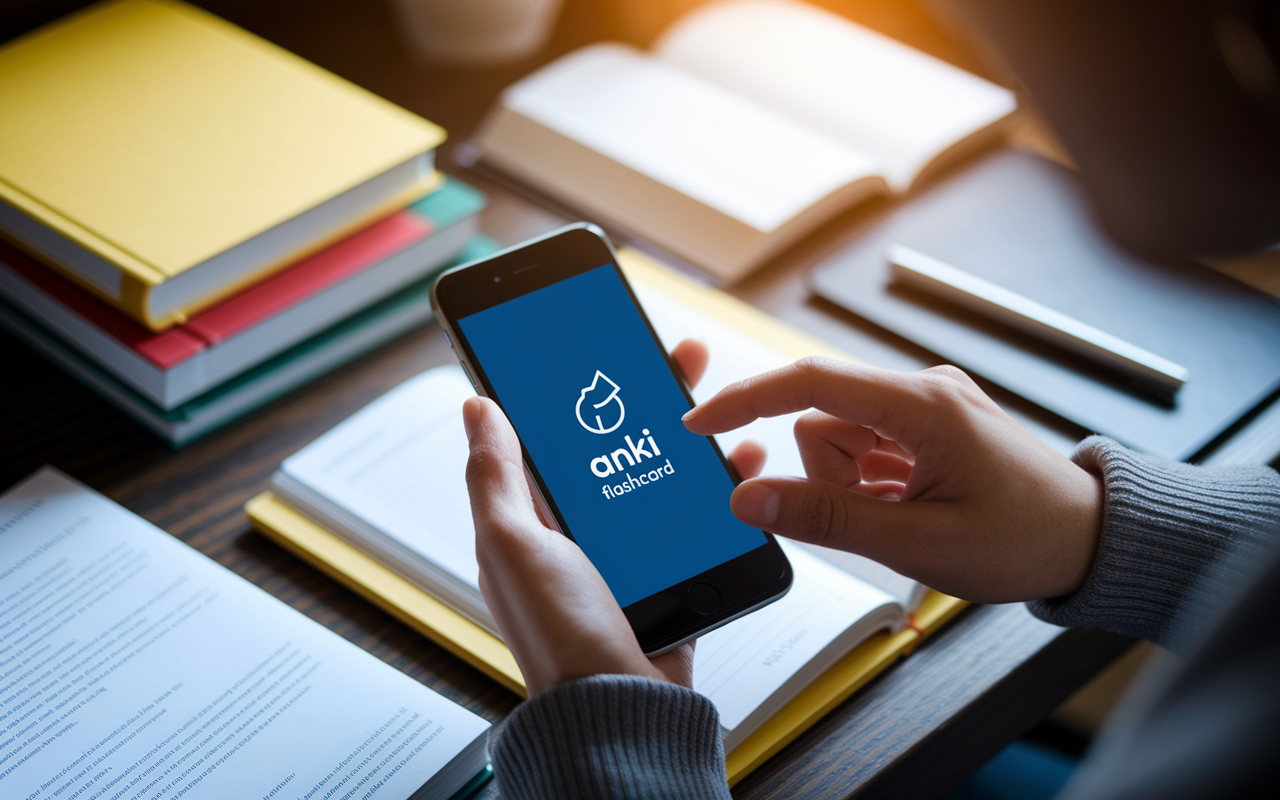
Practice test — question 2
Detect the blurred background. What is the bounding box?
[0,0,1028,168]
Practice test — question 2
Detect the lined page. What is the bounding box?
[0,468,488,800]
[280,368,480,591]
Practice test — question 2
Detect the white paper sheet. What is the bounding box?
[281,369,481,593]
[0,468,488,800]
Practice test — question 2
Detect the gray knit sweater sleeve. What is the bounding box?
[492,437,1280,798]
[1027,436,1280,650]
[489,674,731,800]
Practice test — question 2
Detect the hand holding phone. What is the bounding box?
[462,340,766,695]
[433,224,792,657]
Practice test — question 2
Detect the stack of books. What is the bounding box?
[0,0,495,445]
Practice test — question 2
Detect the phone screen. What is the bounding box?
[455,263,768,608]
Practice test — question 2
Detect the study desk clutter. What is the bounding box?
[0,1,1135,798]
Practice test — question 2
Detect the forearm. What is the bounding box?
[490,674,732,800]
[1028,436,1280,650]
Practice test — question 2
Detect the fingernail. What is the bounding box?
[682,406,700,423]
[461,398,480,443]
[733,482,781,526]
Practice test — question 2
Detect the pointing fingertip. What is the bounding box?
[682,406,700,423]
[732,481,781,527]
[461,396,483,443]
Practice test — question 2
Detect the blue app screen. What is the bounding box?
[457,264,768,607]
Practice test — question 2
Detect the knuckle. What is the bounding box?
[801,488,849,547]
[476,518,524,552]
[917,365,978,407]
[793,355,838,377]
[792,410,825,438]
[464,445,505,490]
[922,364,970,385]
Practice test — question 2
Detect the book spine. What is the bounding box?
[0,184,166,291]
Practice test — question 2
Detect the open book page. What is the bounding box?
[0,468,489,800]
[273,365,907,735]
[695,540,899,746]
[498,43,882,233]
[635,284,925,608]
[277,285,922,609]
[276,368,490,628]
[654,0,1017,192]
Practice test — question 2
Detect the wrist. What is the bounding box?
[1047,461,1104,598]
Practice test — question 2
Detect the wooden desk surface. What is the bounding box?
[0,1,1132,796]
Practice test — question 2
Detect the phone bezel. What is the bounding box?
[431,223,792,655]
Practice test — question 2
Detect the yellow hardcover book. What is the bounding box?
[0,0,446,330]
[245,247,967,783]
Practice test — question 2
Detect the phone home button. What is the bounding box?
[686,583,721,616]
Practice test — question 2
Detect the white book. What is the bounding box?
[472,0,1016,282]
[270,288,926,749]
[0,467,491,800]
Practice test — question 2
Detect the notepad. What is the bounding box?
[268,287,927,748]
[0,467,490,800]
[471,0,1015,281]
[810,150,1280,461]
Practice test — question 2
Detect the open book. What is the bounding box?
[471,0,1015,282]
[0,467,490,800]
[269,282,927,751]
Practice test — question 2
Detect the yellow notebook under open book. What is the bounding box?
[246,248,966,784]
[0,0,445,330]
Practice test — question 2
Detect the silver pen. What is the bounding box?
[886,244,1189,397]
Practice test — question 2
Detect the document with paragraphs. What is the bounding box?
[0,468,489,800]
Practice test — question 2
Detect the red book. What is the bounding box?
[0,175,484,409]
[1,213,430,369]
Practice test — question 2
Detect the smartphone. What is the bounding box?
[431,224,792,655]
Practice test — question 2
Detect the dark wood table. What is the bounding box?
[0,1,1134,796]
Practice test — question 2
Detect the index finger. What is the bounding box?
[681,357,937,447]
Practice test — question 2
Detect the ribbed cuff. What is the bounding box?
[490,674,731,800]
[1028,437,1280,651]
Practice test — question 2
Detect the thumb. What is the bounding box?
[729,476,936,566]
[462,396,541,536]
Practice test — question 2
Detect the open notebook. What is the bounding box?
[471,0,1015,281]
[265,269,928,753]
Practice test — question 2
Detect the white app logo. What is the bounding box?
[576,370,625,434]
